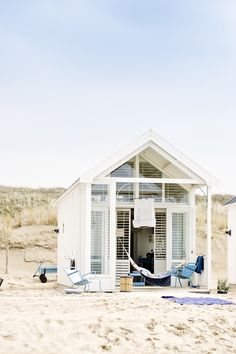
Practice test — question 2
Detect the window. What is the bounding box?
[111,158,135,177]
[139,157,162,201]
[165,184,189,204]
[172,212,188,265]
[91,210,106,273]
[91,184,108,203]
[110,158,135,202]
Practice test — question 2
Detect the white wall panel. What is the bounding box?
[228,205,236,284]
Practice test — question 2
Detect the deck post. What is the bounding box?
[207,185,212,290]
[109,181,117,289]
[84,183,91,274]
[189,189,196,261]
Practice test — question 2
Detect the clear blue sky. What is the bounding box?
[0,1,235,193]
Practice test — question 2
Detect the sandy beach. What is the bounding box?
[0,221,234,353]
[1,274,236,354]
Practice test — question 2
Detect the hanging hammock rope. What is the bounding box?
[117,237,174,286]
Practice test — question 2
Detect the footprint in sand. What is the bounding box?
[217,317,226,325]
[119,326,133,334]
[195,334,206,344]
[171,323,188,335]
[146,319,157,332]
[88,322,99,334]
[118,326,134,341]
[145,337,156,349]
[106,331,121,346]
[3,334,14,341]
[101,344,111,351]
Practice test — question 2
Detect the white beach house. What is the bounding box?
[224,197,236,285]
[56,130,217,290]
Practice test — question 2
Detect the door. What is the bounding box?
[167,210,189,269]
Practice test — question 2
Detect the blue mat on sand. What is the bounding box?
[162,296,235,305]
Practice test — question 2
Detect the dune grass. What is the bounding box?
[0,186,65,228]
[0,185,232,245]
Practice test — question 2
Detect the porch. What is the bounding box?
[90,152,212,290]
[57,131,216,290]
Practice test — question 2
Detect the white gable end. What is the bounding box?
[56,130,218,205]
[80,130,218,185]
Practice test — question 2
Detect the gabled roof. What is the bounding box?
[80,129,218,183]
[56,129,218,204]
[224,196,236,207]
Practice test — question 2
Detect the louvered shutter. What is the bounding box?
[155,211,166,260]
[91,210,105,274]
[153,210,167,272]
[172,212,188,265]
[116,210,131,283]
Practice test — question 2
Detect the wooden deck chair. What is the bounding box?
[172,263,197,287]
[64,267,102,292]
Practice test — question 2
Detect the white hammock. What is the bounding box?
[118,238,172,286]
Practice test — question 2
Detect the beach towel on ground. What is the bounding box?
[162,296,235,305]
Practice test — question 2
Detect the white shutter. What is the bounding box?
[155,211,166,260]
[91,210,104,274]
[172,212,188,265]
[116,210,130,283]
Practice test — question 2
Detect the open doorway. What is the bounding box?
[130,209,155,273]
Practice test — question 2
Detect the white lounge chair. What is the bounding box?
[64,267,102,292]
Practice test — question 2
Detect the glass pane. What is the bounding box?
[139,157,162,178]
[91,184,108,203]
[172,212,188,263]
[91,184,109,274]
[116,182,134,203]
[139,157,162,201]
[165,184,189,204]
[91,210,105,274]
[110,158,135,177]
[139,183,162,202]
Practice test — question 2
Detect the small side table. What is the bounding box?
[128,271,145,286]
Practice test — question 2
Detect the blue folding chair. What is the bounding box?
[172,263,197,287]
